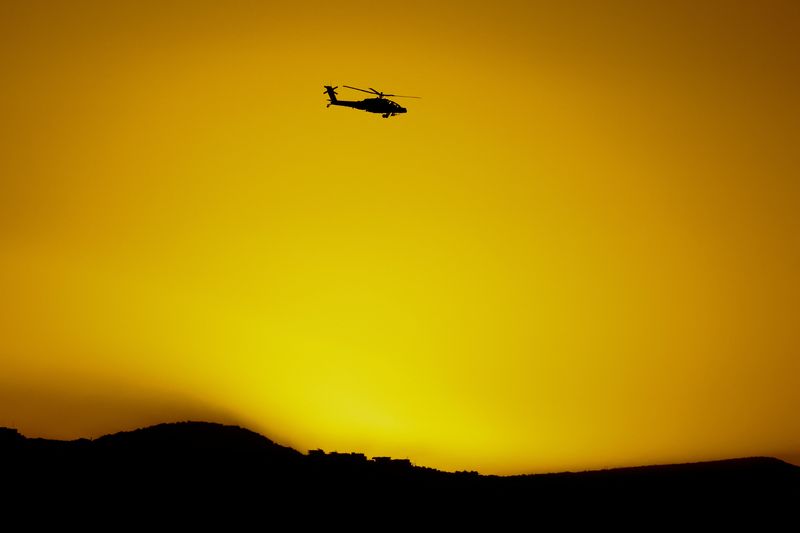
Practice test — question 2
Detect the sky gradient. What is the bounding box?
[2,1,799,474]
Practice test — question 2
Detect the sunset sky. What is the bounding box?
[1,1,798,474]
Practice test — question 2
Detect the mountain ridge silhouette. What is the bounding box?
[3,421,795,473]
[3,421,798,522]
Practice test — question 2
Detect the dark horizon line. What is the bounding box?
[2,419,796,477]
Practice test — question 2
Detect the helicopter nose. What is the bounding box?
[400,107,407,113]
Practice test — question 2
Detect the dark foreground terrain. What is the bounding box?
[2,422,797,523]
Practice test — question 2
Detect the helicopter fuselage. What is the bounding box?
[329,97,407,117]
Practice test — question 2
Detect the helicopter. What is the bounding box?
[323,85,420,118]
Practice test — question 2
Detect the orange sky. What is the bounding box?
[1,1,799,474]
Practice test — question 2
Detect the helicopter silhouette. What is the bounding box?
[324,85,420,118]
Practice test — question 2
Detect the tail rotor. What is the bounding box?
[324,85,339,107]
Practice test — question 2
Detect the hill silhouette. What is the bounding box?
[3,422,798,522]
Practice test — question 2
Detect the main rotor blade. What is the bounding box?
[343,85,421,98]
[343,85,376,95]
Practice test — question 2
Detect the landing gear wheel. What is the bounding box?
[382,113,389,118]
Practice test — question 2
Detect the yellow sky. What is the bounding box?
[1,1,799,474]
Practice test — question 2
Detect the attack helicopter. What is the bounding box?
[323,85,420,118]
